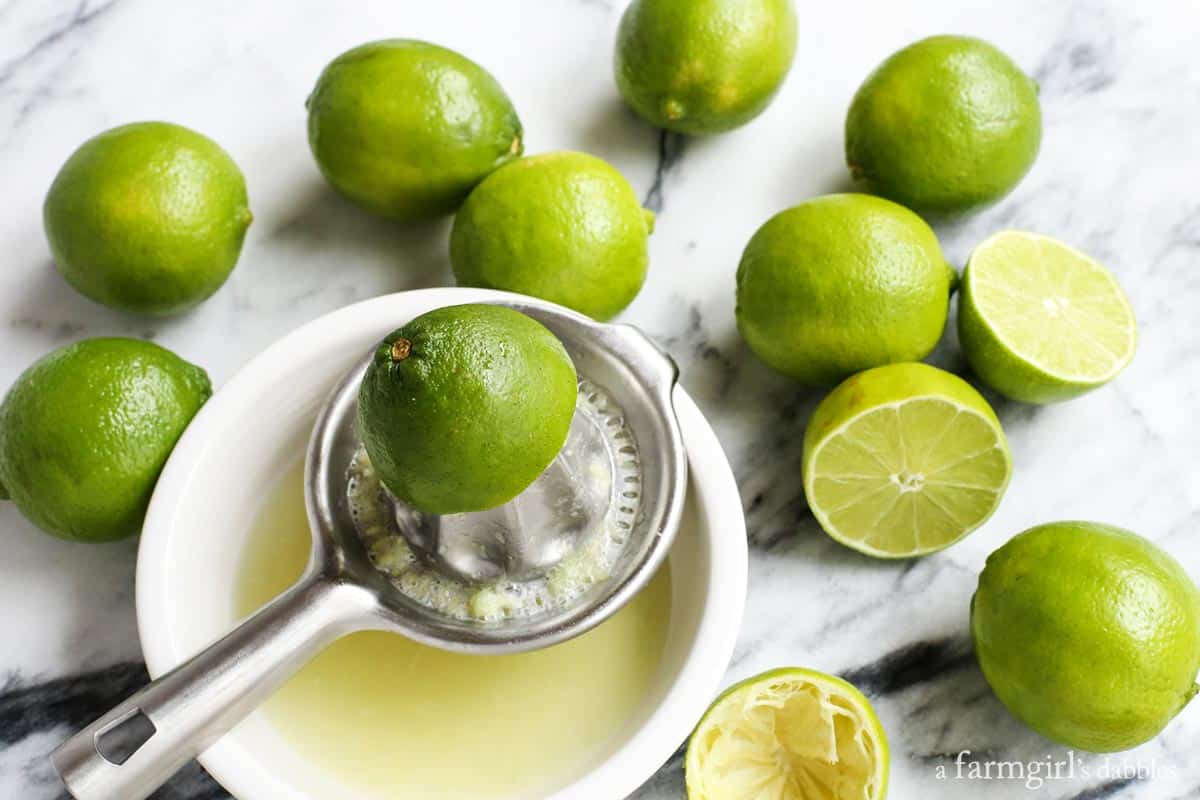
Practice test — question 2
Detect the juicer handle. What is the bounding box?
[50,574,375,800]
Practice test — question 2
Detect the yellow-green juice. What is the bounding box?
[235,460,671,799]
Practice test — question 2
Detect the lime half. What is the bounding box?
[686,667,888,800]
[803,363,1011,558]
[959,231,1137,403]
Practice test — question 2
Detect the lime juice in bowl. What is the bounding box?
[235,458,672,799]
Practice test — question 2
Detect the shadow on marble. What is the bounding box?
[259,177,455,299]
[814,171,860,197]
[572,95,659,169]
[9,261,178,345]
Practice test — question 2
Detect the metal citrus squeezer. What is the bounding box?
[51,300,688,800]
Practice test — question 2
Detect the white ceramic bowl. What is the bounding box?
[137,288,747,800]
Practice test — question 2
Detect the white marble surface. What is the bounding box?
[1,0,1198,798]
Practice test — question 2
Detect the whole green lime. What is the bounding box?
[0,338,211,542]
[307,40,523,221]
[614,0,797,134]
[450,152,654,320]
[44,122,252,316]
[845,35,1042,214]
[973,521,1200,752]
[736,193,952,385]
[358,304,577,514]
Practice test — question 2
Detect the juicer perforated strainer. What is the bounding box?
[51,299,687,800]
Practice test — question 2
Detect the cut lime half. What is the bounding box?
[803,363,1011,558]
[685,667,889,800]
[959,230,1137,403]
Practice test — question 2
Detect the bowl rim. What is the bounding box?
[137,288,748,800]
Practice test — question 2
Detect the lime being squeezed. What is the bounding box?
[354,303,642,620]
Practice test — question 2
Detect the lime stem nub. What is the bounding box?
[663,98,685,122]
[390,338,412,361]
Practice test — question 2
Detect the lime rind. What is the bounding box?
[805,397,1011,558]
[965,230,1137,387]
[686,667,888,800]
[972,521,1200,752]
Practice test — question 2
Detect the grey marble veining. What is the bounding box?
[0,1,1198,798]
